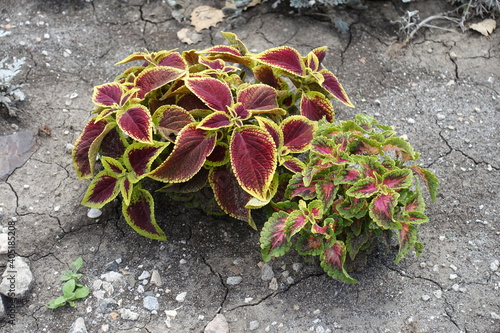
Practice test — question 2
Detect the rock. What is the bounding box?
[138,270,150,280]
[176,291,187,302]
[490,260,499,272]
[226,276,242,285]
[120,308,139,320]
[491,312,500,320]
[0,256,34,298]
[269,277,278,290]
[0,234,8,254]
[0,131,37,182]
[69,317,87,333]
[449,274,458,280]
[421,294,431,301]
[204,314,229,333]
[105,261,119,272]
[433,290,442,299]
[249,320,260,330]
[101,281,114,295]
[292,263,303,272]
[150,269,162,287]
[87,208,102,219]
[100,271,122,283]
[143,296,159,311]
[261,263,274,281]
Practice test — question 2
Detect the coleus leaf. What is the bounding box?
[135,66,185,99]
[319,69,354,108]
[334,168,361,185]
[281,156,305,173]
[202,45,249,65]
[116,104,153,143]
[197,111,232,130]
[185,77,233,112]
[253,65,286,90]
[159,168,208,194]
[285,173,317,200]
[281,115,317,153]
[123,187,166,241]
[320,241,357,283]
[237,84,280,114]
[300,91,334,122]
[124,141,169,179]
[152,105,195,140]
[72,118,115,179]
[260,211,292,262]
[81,170,121,208]
[99,127,127,159]
[205,142,229,166]
[209,165,252,224]
[92,82,124,107]
[285,210,309,238]
[309,46,328,68]
[410,165,439,202]
[221,31,249,55]
[149,123,217,183]
[311,136,336,156]
[369,192,400,229]
[346,177,379,198]
[254,46,306,77]
[230,126,277,202]
[346,230,370,261]
[316,180,337,211]
[157,52,188,70]
[255,116,282,149]
[295,232,324,256]
[394,222,418,264]
[382,169,413,190]
[101,156,126,176]
[383,137,417,161]
[120,175,134,206]
[336,197,367,220]
[403,211,429,224]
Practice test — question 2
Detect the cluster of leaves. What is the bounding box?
[72,32,353,241]
[0,56,26,117]
[47,258,90,309]
[260,115,438,283]
[449,0,500,19]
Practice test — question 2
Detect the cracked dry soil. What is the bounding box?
[0,0,499,332]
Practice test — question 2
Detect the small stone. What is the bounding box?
[449,274,458,280]
[491,312,500,320]
[23,184,30,189]
[43,33,50,39]
[176,291,187,302]
[105,261,119,272]
[120,308,139,321]
[65,143,74,154]
[419,262,426,268]
[433,290,442,299]
[179,259,187,264]
[439,235,446,241]
[269,277,278,290]
[490,260,499,272]
[421,294,431,301]
[165,310,177,317]
[204,314,229,333]
[226,276,242,285]
[449,264,458,271]
[100,271,123,282]
[102,281,114,295]
[87,208,102,219]
[449,51,457,60]
[150,269,162,287]
[137,285,144,293]
[0,256,34,298]
[138,270,150,280]
[69,317,87,333]
[244,297,253,303]
[143,296,159,311]
[427,48,433,53]
[407,118,416,124]
[286,276,294,285]
[0,234,8,254]
[261,263,274,281]
[436,113,446,120]
[101,324,109,332]
[92,279,103,290]
[69,92,79,99]
[452,284,460,291]
[249,320,260,331]
[374,99,381,106]
[292,263,303,272]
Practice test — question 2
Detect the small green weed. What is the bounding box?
[46,257,90,309]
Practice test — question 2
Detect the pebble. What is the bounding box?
[138,270,150,280]
[449,274,458,280]
[143,296,159,311]
[226,276,242,285]
[433,290,442,299]
[449,264,458,271]
[87,208,102,219]
[261,263,274,281]
[490,260,499,272]
[102,281,114,295]
[292,263,303,272]
[150,269,163,286]
[491,312,500,320]
[436,113,446,120]
[176,291,187,302]
[0,256,34,298]
[101,324,109,332]
[421,294,431,301]
[100,271,122,282]
[137,285,144,294]
[451,284,460,291]
[269,277,278,290]
[204,314,229,333]
[407,118,416,124]
[374,99,381,106]
[249,320,260,330]
[120,308,139,321]
[69,317,87,333]
[65,143,74,154]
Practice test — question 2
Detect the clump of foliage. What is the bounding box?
[47,258,90,309]
[72,32,437,282]
[260,115,438,282]
[450,0,500,19]
[0,56,26,117]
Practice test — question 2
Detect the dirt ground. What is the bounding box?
[0,0,499,332]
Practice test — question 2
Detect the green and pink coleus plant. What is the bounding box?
[72,32,437,282]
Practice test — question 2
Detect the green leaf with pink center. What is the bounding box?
[260,211,292,261]
[369,192,400,229]
[320,240,357,283]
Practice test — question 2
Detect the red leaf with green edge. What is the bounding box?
[209,165,252,222]
[158,52,187,70]
[304,52,320,71]
[230,126,277,202]
[285,210,308,237]
[300,91,334,122]
[185,77,233,112]
[383,137,417,161]
[99,127,127,159]
[81,171,121,208]
[254,46,306,77]
[202,45,250,65]
[160,167,208,194]
[369,192,400,229]
[177,93,208,111]
[92,82,124,107]
[124,141,168,178]
[319,70,354,108]
[135,66,185,99]
[260,211,292,261]
[229,103,250,120]
[285,173,317,200]
[410,165,439,202]
[221,32,249,55]
[255,116,282,149]
[72,118,115,179]
[116,105,153,143]
[282,115,317,153]
[206,142,229,166]
[360,156,387,179]
[336,197,367,220]
[346,177,379,198]
[123,187,166,241]
[334,168,361,185]
[281,156,305,173]
[348,136,381,155]
[311,46,327,66]
[316,180,337,211]
[152,105,195,140]
[311,136,336,155]
[307,200,324,220]
[101,156,126,176]
[382,169,413,190]
[403,211,429,224]
[237,84,279,112]
[199,57,225,70]
[346,231,370,260]
[120,175,134,206]
[253,65,283,89]
[296,233,324,256]
[115,51,149,65]
[394,222,418,263]
[149,123,217,183]
[320,241,357,283]
[197,111,231,130]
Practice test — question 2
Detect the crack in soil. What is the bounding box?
[200,256,228,314]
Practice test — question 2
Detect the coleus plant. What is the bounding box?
[260,114,438,282]
[72,32,353,240]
